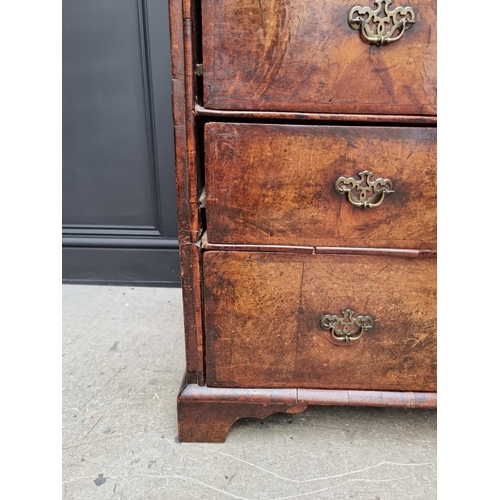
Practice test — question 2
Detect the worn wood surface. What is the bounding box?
[177,379,436,442]
[299,389,436,408]
[169,0,205,384]
[202,0,436,115]
[196,106,438,125]
[177,374,306,442]
[205,123,436,249]
[178,399,306,443]
[169,0,201,243]
[204,251,436,392]
[202,239,437,258]
[314,247,436,258]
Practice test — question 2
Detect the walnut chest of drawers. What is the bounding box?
[169,0,437,442]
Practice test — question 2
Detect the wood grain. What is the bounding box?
[202,239,437,258]
[205,123,436,249]
[169,0,201,244]
[202,0,436,115]
[195,106,438,125]
[203,251,436,392]
[169,0,204,384]
[299,389,436,408]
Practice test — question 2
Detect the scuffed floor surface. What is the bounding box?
[62,285,436,500]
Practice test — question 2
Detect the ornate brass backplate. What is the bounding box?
[348,0,416,46]
[320,308,375,342]
[334,170,394,209]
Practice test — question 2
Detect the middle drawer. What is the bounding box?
[205,123,436,250]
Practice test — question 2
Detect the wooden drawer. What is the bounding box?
[204,251,436,392]
[205,123,436,250]
[202,0,436,115]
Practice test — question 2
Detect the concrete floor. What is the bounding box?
[62,285,436,500]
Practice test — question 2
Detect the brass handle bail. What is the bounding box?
[334,170,394,209]
[320,308,375,342]
[348,0,416,46]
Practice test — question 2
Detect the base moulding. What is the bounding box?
[177,376,437,442]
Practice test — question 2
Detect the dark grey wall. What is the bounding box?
[62,0,180,286]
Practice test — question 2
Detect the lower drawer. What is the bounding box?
[203,251,436,392]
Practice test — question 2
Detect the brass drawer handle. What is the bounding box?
[334,170,394,209]
[348,0,416,46]
[320,308,375,342]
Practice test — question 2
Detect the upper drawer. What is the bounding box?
[205,123,436,250]
[201,0,436,115]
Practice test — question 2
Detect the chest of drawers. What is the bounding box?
[170,0,437,442]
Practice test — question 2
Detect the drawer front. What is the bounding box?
[205,123,436,249]
[204,251,436,391]
[202,0,436,115]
